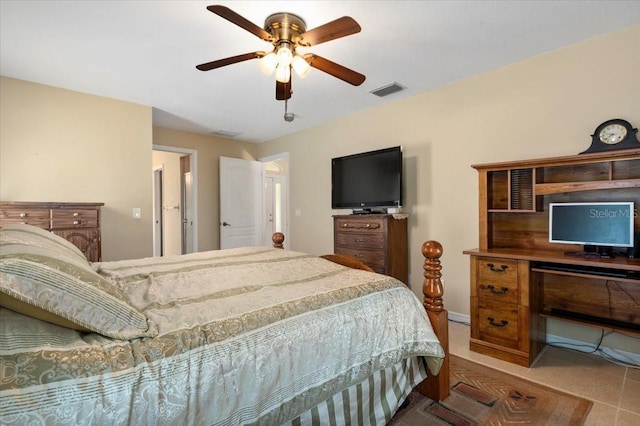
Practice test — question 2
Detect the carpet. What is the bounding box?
[389,355,592,426]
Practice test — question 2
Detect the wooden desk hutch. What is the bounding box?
[464,149,640,367]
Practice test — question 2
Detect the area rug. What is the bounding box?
[389,355,592,425]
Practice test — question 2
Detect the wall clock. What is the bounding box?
[580,118,640,154]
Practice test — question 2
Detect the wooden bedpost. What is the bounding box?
[417,240,450,401]
[272,232,284,249]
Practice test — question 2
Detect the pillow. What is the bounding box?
[0,226,157,340]
[0,223,87,264]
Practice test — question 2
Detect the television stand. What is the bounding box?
[333,214,408,284]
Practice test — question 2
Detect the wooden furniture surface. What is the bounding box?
[466,149,640,366]
[332,214,408,284]
[272,233,450,402]
[0,201,104,262]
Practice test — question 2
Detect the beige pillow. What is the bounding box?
[0,226,156,340]
[0,223,88,263]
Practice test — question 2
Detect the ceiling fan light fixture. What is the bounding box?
[258,52,278,75]
[291,55,311,78]
[275,63,291,83]
[276,44,293,66]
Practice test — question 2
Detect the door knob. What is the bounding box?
[222,222,231,226]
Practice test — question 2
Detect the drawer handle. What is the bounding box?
[73,220,81,225]
[19,213,27,218]
[487,285,509,295]
[73,212,79,217]
[487,317,509,327]
[486,263,509,273]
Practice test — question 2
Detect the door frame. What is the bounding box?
[152,144,199,253]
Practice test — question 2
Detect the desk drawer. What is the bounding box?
[51,209,99,229]
[477,258,519,302]
[477,299,519,349]
[478,258,518,282]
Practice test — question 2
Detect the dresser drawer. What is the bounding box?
[477,299,519,349]
[335,247,385,270]
[51,209,99,229]
[335,232,384,250]
[0,208,50,228]
[335,218,384,233]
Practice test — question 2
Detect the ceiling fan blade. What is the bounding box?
[196,52,263,71]
[276,79,292,101]
[305,54,366,86]
[297,17,361,47]
[207,5,273,42]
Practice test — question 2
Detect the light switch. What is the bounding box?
[295,208,301,217]
[133,208,141,219]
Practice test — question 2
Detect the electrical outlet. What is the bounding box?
[133,208,141,219]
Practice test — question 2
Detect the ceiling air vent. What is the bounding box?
[210,129,241,138]
[369,82,405,97]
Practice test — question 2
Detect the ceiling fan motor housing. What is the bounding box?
[264,13,307,45]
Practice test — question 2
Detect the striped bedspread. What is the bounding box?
[0,247,444,425]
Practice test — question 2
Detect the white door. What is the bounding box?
[182,171,194,254]
[219,157,263,249]
[263,176,275,246]
[153,167,164,256]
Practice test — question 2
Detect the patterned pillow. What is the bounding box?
[0,223,88,264]
[0,225,157,340]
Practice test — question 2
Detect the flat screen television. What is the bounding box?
[331,146,402,212]
[549,202,635,250]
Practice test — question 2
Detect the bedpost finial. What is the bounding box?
[422,240,444,312]
[272,232,284,249]
[422,240,443,260]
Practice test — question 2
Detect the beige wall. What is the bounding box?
[257,26,640,352]
[0,77,153,261]
[152,127,258,251]
[1,26,638,353]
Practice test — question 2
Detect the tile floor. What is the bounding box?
[448,320,640,425]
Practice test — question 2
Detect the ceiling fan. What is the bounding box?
[196,5,366,101]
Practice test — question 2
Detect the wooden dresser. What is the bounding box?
[333,214,408,284]
[0,201,104,262]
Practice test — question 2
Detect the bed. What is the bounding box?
[0,224,449,425]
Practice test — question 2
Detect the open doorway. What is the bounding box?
[152,145,198,256]
[261,153,289,247]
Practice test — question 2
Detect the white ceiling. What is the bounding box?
[2,1,640,143]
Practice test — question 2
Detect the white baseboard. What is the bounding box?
[448,311,470,325]
[447,311,639,365]
[545,333,640,365]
